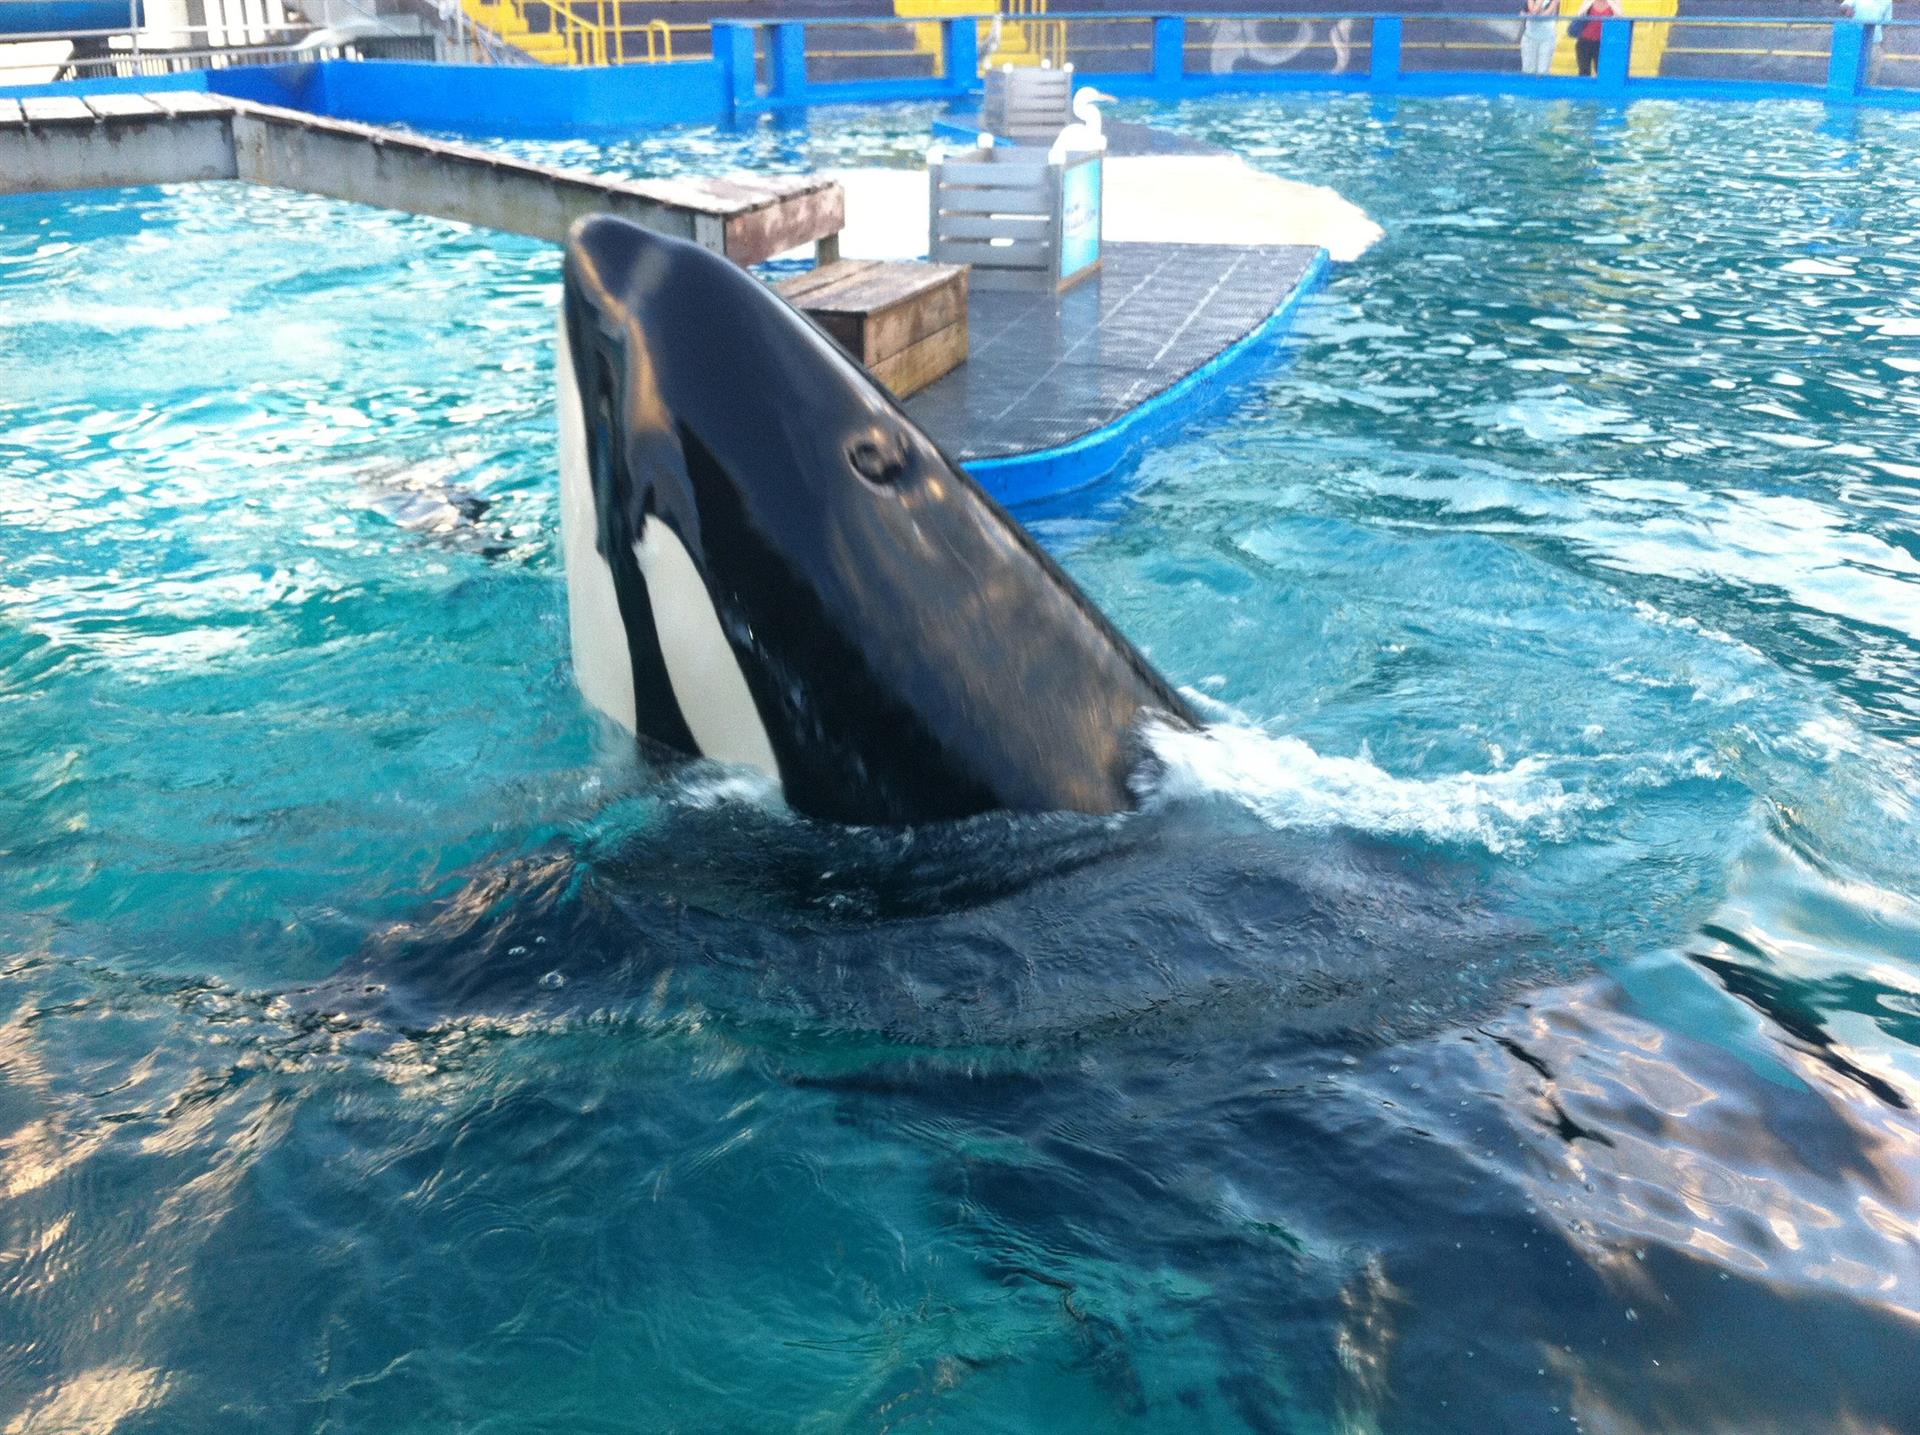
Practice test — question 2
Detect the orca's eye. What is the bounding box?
[848,431,908,486]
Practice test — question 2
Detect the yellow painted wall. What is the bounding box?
[1551,0,1678,76]
[892,0,995,64]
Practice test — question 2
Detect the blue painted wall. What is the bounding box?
[0,62,329,108]
[0,67,208,101]
[304,57,730,138]
[206,63,324,111]
[0,58,724,137]
[0,0,140,37]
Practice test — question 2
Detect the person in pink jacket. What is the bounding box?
[1571,0,1616,76]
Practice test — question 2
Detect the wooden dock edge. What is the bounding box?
[0,91,843,264]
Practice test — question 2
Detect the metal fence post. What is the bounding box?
[944,14,978,91]
[715,21,758,113]
[1597,17,1632,90]
[770,21,807,105]
[1152,15,1184,89]
[1369,15,1401,89]
[1827,20,1868,95]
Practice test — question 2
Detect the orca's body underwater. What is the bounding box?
[557,215,1195,825]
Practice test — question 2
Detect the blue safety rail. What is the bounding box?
[715,11,1920,111]
[3,10,1916,130]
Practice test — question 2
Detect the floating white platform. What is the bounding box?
[828,156,1382,266]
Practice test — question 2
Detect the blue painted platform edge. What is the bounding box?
[967,247,1331,508]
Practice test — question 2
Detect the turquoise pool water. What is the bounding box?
[2,95,1918,1432]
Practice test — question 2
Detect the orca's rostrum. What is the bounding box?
[557,214,1195,825]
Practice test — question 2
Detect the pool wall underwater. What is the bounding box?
[5,13,1920,136]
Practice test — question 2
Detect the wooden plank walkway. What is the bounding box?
[0,91,843,264]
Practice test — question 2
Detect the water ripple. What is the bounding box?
[2,94,1918,1433]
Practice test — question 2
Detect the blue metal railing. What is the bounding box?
[710,11,1920,111]
[4,5,1916,126]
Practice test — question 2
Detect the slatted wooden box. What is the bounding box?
[983,63,1074,145]
[928,144,1103,293]
[775,259,970,398]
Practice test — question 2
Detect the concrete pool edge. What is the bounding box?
[965,247,1332,508]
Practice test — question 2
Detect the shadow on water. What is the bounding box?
[329,787,1536,1054]
[3,787,1907,1434]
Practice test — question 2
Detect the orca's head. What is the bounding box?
[555,214,1193,825]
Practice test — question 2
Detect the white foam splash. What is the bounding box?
[670,765,786,813]
[1144,721,1593,854]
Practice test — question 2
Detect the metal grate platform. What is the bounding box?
[904,240,1322,466]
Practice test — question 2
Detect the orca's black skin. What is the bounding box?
[561,214,1197,826]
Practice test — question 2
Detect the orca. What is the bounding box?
[556,214,1196,826]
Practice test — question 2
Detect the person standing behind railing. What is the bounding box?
[1569,0,1616,75]
[1520,0,1559,74]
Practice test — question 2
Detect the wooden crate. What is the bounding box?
[776,259,970,398]
[929,145,1102,293]
[983,64,1073,145]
